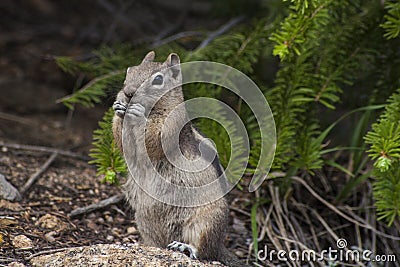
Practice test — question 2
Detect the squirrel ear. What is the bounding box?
[142,51,155,63]
[166,53,180,78]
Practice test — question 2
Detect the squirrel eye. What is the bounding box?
[152,74,163,86]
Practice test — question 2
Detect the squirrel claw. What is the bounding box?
[113,100,127,118]
[127,103,146,118]
[167,241,198,259]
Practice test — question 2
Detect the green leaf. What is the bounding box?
[89,108,127,184]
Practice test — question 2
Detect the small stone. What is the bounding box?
[111,228,120,236]
[7,262,25,267]
[106,235,114,241]
[0,174,21,201]
[171,252,182,259]
[12,235,33,249]
[126,226,137,234]
[1,147,7,152]
[44,231,57,243]
[234,250,245,258]
[36,214,59,229]
[86,220,98,232]
[105,215,113,223]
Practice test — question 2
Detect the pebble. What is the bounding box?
[7,262,25,267]
[36,214,59,229]
[44,231,57,243]
[234,250,245,258]
[12,235,33,249]
[106,235,114,241]
[127,226,137,234]
[105,215,113,223]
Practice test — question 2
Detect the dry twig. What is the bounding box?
[0,112,37,127]
[20,152,58,196]
[0,142,90,161]
[69,194,124,218]
[196,16,245,50]
[151,31,204,48]
[25,248,69,261]
[291,176,400,241]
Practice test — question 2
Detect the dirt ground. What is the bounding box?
[0,148,251,265]
[0,1,252,266]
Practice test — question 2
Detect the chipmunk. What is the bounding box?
[112,51,244,266]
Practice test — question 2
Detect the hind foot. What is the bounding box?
[167,241,198,259]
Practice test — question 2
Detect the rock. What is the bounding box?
[0,174,21,201]
[44,231,57,243]
[105,215,113,223]
[12,235,33,249]
[30,243,227,267]
[36,214,66,230]
[7,262,26,267]
[126,226,138,234]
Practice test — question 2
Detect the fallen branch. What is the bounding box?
[0,111,37,127]
[0,257,20,264]
[0,142,90,161]
[151,7,189,48]
[150,31,204,49]
[20,152,58,196]
[69,194,124,218]
[25,248,69,261]
[196,16,245,50]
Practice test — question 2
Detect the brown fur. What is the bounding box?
[112,51,245,267]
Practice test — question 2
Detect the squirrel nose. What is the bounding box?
[123,86,136,98]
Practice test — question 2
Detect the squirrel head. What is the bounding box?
[122,51,183,107]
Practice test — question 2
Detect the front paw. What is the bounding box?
[167,241,198,259]
[126,103,146,118]
[113,100,127,118]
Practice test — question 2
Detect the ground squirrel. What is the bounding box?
[112,51,244,266]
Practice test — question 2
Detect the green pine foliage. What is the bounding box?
[365,89,400,225]
[381,1,400,39]
[363,0,400,225]
[56,46,143,109]
[267,0,400,173]
[89,107,127,184]
[373,163,400,225]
